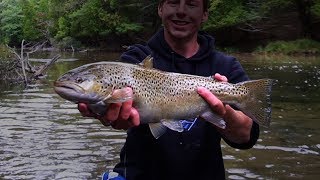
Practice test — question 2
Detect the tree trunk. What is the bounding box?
[296,0,313,38]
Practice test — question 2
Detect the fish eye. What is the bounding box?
[75,77,84,83]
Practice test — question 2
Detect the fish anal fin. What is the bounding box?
[149,123,167,139]
[139,55,153,68]
[200,111,226,129]
[161,119,184,132]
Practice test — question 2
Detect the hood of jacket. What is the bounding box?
[147,28,215,63]
[146,28,217,75]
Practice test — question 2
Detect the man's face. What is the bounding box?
[158,0,208,40]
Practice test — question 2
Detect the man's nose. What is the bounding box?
[176,3,187,17]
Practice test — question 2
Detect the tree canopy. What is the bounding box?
[0,0,319,47]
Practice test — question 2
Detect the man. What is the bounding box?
[79,0,259,179]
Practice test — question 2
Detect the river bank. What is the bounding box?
[2,38,320,60]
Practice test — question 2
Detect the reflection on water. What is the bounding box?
[0,52,319,179]
[223,54,320,179]
[0,84,126,179]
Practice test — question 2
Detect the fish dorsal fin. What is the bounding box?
[161,119,184,132]
[207,75,217,82]
[149,123,167,139]
[139,55,153,68]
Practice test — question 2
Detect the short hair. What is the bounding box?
[159,0,209,11]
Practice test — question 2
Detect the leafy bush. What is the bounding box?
[55,36,82,50]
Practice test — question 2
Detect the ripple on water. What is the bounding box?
[227,168,262,179]
[0,87,125,179]
[1,54,320,179]
[254,144,319,155]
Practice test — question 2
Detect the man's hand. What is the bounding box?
[78,87,140,130]
[197,73,253,144]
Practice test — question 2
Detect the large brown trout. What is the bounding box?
[54,56,273,138]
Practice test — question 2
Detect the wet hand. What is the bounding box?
[197,73,253,144]
[78,87,140,130]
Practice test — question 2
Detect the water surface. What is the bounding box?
[0,52,319,179]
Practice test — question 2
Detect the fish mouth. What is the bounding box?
[54,81,102,104]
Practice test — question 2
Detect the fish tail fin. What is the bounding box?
[237,79,274,127]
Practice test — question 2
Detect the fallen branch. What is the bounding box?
[33,54,61,79]
[20,40,28,85]
[2,40,60,84]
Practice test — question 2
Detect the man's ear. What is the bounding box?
[202,11,209,23]
[158,4,163,17]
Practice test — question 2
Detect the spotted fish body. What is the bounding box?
[54,56,273,138]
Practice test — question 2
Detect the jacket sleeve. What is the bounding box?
[223,121,260,149]
[222,56,260,149]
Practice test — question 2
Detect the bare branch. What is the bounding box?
[20,40,28,85]
[25,53,35,73]
[237,24,262,32]
[4,40,58,85]
[25,41,47,55]
[33,54,61,79]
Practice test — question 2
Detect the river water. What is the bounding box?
[0,52,319,179]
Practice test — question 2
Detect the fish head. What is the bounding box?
[54,64,113,104]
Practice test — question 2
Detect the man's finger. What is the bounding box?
[104,103,122,122]
[129,108,140,126]
[197,87,226,116]
[78,103,95,117]
[223,105,236,123]
[214,73,228,82]
[119,100,133,120]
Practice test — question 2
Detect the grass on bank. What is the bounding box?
[0,44,13,60]
[255,39,320,55]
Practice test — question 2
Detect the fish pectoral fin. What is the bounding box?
[161,119,184,132]
[139,55,153,69]
[88,101,108,116]
[103,87,133,103]
[149,123,167,139]
[200,111,226,129]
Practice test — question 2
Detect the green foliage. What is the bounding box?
[55,17,70,40]
[311,0,320,16]
[257,0,293,14]
[63,0,143,41]
[56,36,82,49]
[1,0,320,47]
[203,0,297,31]
[0,44,13,60]
[256,39,320,54]
[0,0,24,44]
[0,0,51,44]
[204,0,250,30]
[21,0,40,41]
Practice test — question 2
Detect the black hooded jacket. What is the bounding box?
[113,28,259,180]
